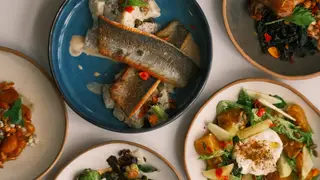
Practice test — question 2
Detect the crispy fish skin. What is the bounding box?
[98,15,198,87]
[110,67,161,118]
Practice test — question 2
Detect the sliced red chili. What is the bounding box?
[269,123,277,127]
[215,168,223,178]
[125,6,134,13]
[139,72,150,81]
[257,108,266,117]
[264,33,272,43]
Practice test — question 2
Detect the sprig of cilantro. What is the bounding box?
[265,6,315,26]
[3,98,23,126]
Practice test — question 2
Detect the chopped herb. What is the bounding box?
[122,0,148,8]
[4,98,23,126]
[265,6,315,26]
[232,166,242,177]
[233,136,240,143]
[138,164,158,173]
[255,176,264,180]
[271,95,287,108]
[198,150,231,160]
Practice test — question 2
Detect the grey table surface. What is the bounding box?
[1,0,319,179]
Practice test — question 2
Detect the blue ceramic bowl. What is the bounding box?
[49,0,212,133]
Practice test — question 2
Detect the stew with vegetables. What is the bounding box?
[0,82,37,168]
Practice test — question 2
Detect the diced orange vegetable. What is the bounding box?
[206,156,223,169]
[152,96,158,104]
[148,114,159,126]
[268,46,280,59]
[194,134,221,155]
[305,168,320,180]
[0,102,9,110]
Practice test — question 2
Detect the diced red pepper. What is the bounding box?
[162,37,169,41]
[125,6,135,13]
[269,123,277,127]
[312,6,318,14]
[215,168,223,178]
[219,141,226,148]
[139,72,150,80]
[257,108,266,117]
[264,33,272,43]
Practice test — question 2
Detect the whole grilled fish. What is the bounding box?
[98,15,198,88]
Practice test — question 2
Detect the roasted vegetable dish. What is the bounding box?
[0,82,37,168]
[194,89,319,180]
[77,149,158,180]
[249,0,320,62]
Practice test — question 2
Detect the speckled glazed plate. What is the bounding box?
[184,78,320,180]
[49,0,212,133]
[0,47,67,180]
[56,140,182,180]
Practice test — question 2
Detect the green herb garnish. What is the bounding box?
[138,164,158,173]
[286,156,297,172]
[255,176,264,180]
[271,95,287,108]
[4,98,23,126]
[122,0,148,8]
[198,150,231,160]
[265,6,315,26]
[237,89,253,108]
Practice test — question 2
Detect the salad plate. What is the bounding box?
[55,140,182,180]
[184,78,320,180]
[49,0,212,133]
[0,47,67,180]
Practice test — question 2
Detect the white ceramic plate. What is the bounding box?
[0,47,67,180]
[184,79,320,179]
[56,140,182,180]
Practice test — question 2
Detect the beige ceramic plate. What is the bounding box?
[184,78,320,180]
[223,0,320,80]
[0,47,67,180]
[55,140,182,180]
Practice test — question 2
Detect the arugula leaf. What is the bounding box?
[265,6,315,26]
[216,100,244,115]
[256,176,264,180]
[271,117,313,146]
[232,166,242,177]
[285,156,297,172]
[271,95,287,108]
[237,89,253,108]
[122,0,148,7]
[4,98,23,126]
[138,164,158,173]
[198,150,231,160]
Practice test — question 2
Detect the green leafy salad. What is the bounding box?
[194,89,319,180]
